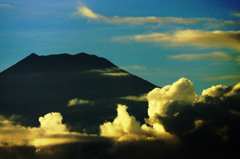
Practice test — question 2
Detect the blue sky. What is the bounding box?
[0,0,240,94]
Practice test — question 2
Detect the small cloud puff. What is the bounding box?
[68,98,92,106]
[89,67,129,77]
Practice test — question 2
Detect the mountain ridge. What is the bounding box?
[0,53,118,75]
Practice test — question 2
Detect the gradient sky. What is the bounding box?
[0,0,240,94]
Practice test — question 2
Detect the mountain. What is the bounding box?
[0,53,157,133]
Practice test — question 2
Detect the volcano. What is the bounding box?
[0,53,156,133]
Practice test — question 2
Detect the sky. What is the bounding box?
[0,0,240,94]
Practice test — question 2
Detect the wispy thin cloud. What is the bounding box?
[205,75,240,81]
[0,3,13,8]
[120,94,147,102]
[102,72,129,77]
[121,65,146,70]
[89,68,130,77]
[115,30,240,52]
[75,6,205,25]
[230,12,240,18]
[170,52,232,61]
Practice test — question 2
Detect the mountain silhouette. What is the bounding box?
[0,53,156,133]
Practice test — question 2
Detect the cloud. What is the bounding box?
[230,12,240,18]
[205,75,240,81]
[120,94,147,102]
[77,6,100,19]
[68,98,92,106]
[75,5,240,29]
[102,72,129,76]
[236,55,240,64]
[100,77,240,149]
[0,112,93,148]
[100,104,174,141]
[147,78,196,119]
[89,67,130,77]
[121,65,146,70]
[0,4,13,8]
[100,78,197,141]
[170,52,232,61]
[75,6,202,25]
[1,78,240,158]
[199,82,240,101]
[100,104,144,141]
[116,30,240,52]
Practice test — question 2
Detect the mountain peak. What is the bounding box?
[29,53,38,57]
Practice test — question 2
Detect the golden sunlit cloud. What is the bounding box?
[100,104,174,141]
[198,82,240,103]
[100,78,197,141]
[170,52,232,61]
[0,112,91,148]
[100,104,144,141]
[100,78,240,142]
[146,78,196,120]
[1,78,240,148]
[115,30,240,52]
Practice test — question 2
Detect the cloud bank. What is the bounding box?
[1,78,240,158]
[100,77,240,147]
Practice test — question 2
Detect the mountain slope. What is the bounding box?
[0,53,157,133]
